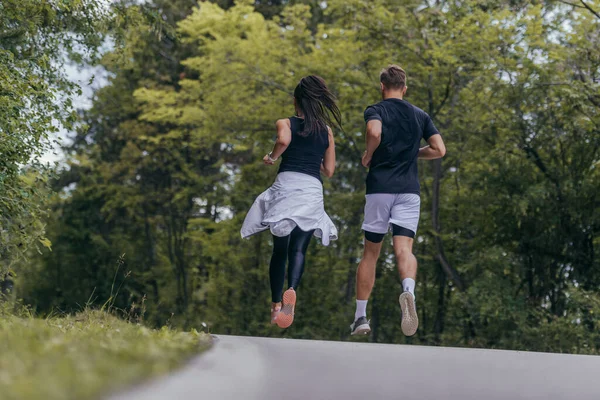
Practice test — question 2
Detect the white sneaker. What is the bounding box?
[399,292,418,336]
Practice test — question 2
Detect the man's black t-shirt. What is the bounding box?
[364,98,439,195]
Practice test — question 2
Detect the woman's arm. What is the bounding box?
[320,127,336,178]
[263,119,292,165]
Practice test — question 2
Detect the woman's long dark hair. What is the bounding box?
[294,75,342,136]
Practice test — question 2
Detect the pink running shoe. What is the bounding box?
[271,304,281,325]
[276,288,296,329]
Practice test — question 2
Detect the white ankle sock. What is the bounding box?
[355,300,368,320]
[402,278,416,299]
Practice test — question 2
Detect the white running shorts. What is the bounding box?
[361,193,421,236]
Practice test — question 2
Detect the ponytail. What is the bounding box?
[294,76,342,136]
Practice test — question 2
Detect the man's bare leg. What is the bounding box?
[393,235,418,336]
[351,239,383,335]
[392,235,416,282]
[356,239,383,301]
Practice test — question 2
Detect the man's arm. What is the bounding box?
[362,120,382,167]
[418,134,446,160]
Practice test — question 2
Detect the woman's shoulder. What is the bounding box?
[276,118,292,127]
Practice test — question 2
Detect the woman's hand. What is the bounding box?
[263,154,275,165]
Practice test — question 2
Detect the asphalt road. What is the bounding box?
[109,334,600,400]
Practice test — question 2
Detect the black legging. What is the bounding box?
[269,226,315,303]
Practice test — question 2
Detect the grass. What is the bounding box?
[0,308,210,400]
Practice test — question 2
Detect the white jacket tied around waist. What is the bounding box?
[240,172,338,246]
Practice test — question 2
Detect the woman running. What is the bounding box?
[241,75,341,329]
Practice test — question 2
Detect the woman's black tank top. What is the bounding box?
[277,117,329,182]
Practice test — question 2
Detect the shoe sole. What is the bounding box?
[277,289,296,328]
[399,292,418,336]
[350,323,371,336]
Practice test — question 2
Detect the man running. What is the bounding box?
[350,65,446,337]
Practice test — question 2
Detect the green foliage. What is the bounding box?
[0,0,173,273]
[16,0,600,354]
[1,0,113,271]
[0,308,208,400]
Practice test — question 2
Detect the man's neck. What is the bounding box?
[382,90,404,100]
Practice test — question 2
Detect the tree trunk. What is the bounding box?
[432,159,465,290]
[428,76,465,292]
[433,269,447,344]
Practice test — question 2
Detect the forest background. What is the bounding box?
[2,0,600,353]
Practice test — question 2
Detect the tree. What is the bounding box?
[1,0,103,274]
[0,0,164,277]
